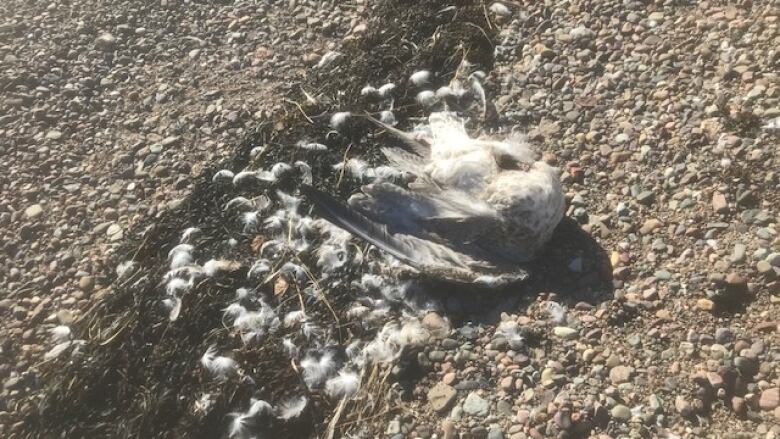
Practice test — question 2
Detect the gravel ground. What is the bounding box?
[1,0,779,438]
[0,0,369,433]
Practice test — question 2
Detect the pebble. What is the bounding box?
[759,388,779,410]
[611,404,631,421]
[428,383,457,413]
[730,243,746,263]
[675,396,693,417]
[106,224,123,241]
[553,326,578,339]
[95,33,116,50]
[422,312,450,339]
[712,192,728,213]
[697,298,715,311]
[640,219,661,234]
[636,190,654,205]
[488,427,505,439]
[609,365,632,384]
[24,204,44,219]
[756,260,773,274]
[463,392,489,417]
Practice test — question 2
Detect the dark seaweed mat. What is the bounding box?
[20,1,500,438]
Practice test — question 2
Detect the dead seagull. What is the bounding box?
[302,112,565,287]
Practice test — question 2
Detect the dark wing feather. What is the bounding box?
[301,185,418,266]
[302,185,484,271]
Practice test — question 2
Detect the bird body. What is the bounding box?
[304,112,564,286]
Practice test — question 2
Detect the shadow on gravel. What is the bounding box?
[19,1,613,438]
[413,217,614,326]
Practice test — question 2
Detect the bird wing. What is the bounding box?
[357,182,540,266]
[301,185,492,274]
[349,182,498,236]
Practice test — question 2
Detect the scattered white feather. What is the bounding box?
[277,191,301,214]
[295,161,313,185]
[180,227,200,243]
[435,86,454,100]
[330,112,351,130]
[232,304,280,343]
[410,70,431,86]
[283,310,307,327]
[280,262,307,281]
[223,303,247,318]
[276,396,308,420]
[377,82,396,98]
[169,251,193,270]
[360,85,378,97]
[225,196,255,212]
[168,243,194,259]
[240,211,260,233]
[249,146,266,158]
[363,319,429,363]
[345,340,363,361]
[235,288,251,300]
[163,265,203,282]
[489,2,511,17]
[379,110,397,126]
[228,398,272,438]
[346,304,370,319]
[247,259,271,279]
[325,370,360,399]
[333,158,372,182]
[203,259,237,277]
[255,169,277,182]
[44,341,74,361]
[49,325,71,343]
[282,337,299,358]
[163,297,183,321]
[302,285,322,302]
[116,260,136,278]
[469,72,487,115]
[300,351,337,388]
[470,70,487,80]
[416,90,437,107]
[201,346,238,379]
[544,301,568,324]
[317,245,349,273]
[166,277,191,296]
[232,170,259,187]
[271,162,293,179]
[495,320,525,350]
[193,392,215,415]
[212,169,235,184]
[358,273,385,291]
[316,51,341,69]
[301,321,323,340]
[263,215,284,234]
